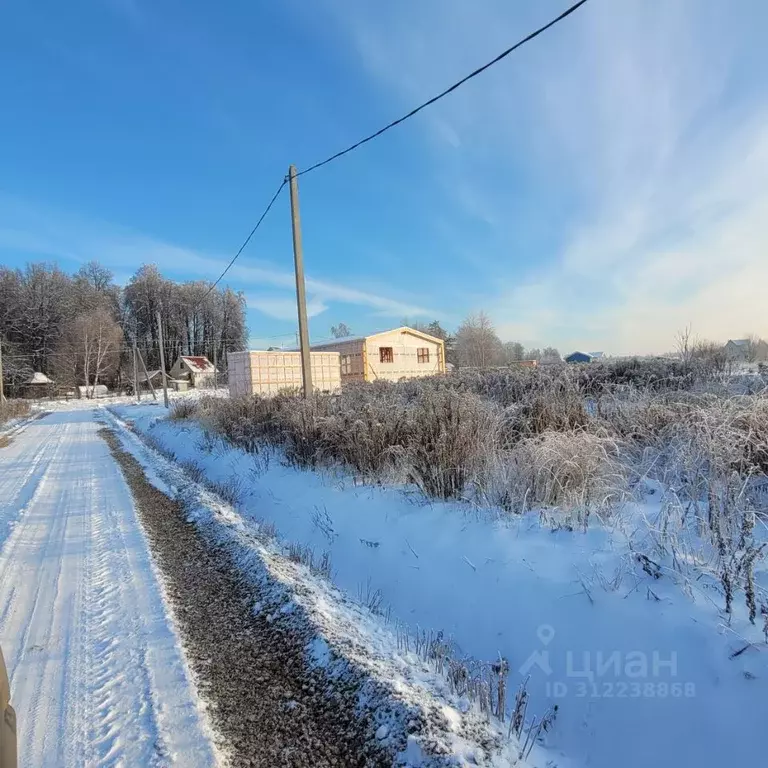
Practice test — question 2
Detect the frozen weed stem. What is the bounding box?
[186,361,768,616]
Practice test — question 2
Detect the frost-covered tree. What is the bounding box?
[55,309,124,394]
[525,348,542,362]
[503,342,525,363]
[0,261,248,387]
[331,322,352,338]
[455,312,504,368]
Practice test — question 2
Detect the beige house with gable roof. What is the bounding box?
[310,326,446,383]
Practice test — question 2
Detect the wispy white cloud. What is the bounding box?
[321,0,768,352]
[0,193,437,320]
[245,293,328,321]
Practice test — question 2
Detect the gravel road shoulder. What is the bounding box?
[100,428,392,768]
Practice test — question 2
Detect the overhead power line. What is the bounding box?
[194,0,589,294]
[195,178,287,308]
[297,0,591,176]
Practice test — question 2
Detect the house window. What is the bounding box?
[340,354,353,375]
[417,348,430,364]
[379,347,394,363]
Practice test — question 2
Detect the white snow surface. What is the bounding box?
[114,401,768,768]
[106,407,526,767]
[0,408,217,767]
[27,388,229,413]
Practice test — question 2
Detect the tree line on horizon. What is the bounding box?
[331,317,768,370]
[0,261,247,395]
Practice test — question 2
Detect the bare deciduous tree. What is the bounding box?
[330,322,352,338]
[1,261,248,390]
[503,342,525,363]
[692,339,727,373]
[743,334,765,363]
[675,325,694,366]
[57,309,123,395]
[124,266,247,372]
[455,312,504,368]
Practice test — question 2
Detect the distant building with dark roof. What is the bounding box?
[565,351,593,364]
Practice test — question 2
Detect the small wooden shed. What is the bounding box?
[169,356,218,388]
[311,326,446,383]
[22,371,54,399]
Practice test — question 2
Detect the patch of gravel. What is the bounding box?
[100,428,393,768]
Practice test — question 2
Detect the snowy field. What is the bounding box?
[0,409,217,767]
[113,397,768,768]
[106,405,532,766]
[2,396,531,767]
[2,384,765,767]
[23,387,229,412]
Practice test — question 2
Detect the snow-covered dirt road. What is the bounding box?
[0,409,216,767]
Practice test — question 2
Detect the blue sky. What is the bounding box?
[1,0,767,354]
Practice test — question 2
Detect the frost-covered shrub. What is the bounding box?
[0,398,31,426]
[168,398,199,421]
[488,431,629,517]
[406,390,500,499]
[184,364,768,620]
[197,393,288,451]
[654,396,768,506]
[313,386,414,474]
[193,367,768,534]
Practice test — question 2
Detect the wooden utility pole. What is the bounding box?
[133,341,141,402]
[288,164,313,398]
[213,342,218,391]
[156,312,170,408]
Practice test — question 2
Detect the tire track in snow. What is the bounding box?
[0,422,92,767]
[14,485,80,767]
[62,468,94,768]
[0,416,66,555]
[0,423,71,666]
[84,473,164,765]
[0,409,216,767]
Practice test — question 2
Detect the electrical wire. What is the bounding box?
[22,1,586,336]
[193,178,287,308]
[297,0,591,176]
[177,0,589,306]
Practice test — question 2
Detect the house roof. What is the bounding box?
[309,336,365,349]
[368,326,445,344]
[310,326,445,350]
[726,339,749,347]
[179,355,217,373]
[588,351,605,359]
[26,371,53,385]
